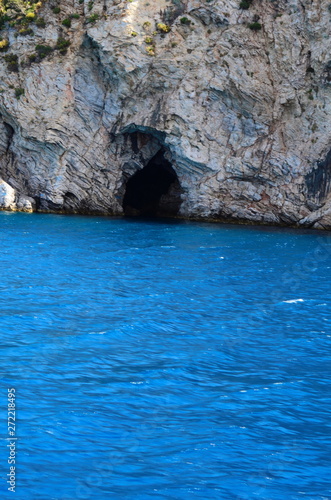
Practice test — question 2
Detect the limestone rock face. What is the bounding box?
[0,179,16,210]
[1,0,331,228]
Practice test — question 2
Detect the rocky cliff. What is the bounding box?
[1,0,331,228]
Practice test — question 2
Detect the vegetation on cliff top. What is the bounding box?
[0,0,43,19]
[0,0,74,75]
[0,0,44,35]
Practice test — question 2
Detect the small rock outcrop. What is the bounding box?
[1,0,331,228]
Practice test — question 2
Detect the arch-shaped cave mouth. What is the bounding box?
[123,150,182,217]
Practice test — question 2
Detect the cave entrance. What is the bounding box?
[123,149,182,217]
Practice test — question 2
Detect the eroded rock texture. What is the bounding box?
[1,0,331,228]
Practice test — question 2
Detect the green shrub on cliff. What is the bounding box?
[240,0,253,9]
[248,21,262,30]
[28,53,37,63]
[0,37,8,50]
[62,18,71,28]
[4,53,18,72]
[16,27,34,36]
[14,87,24,99]
[35,44,52,58]
[25,11,36,21]
[157,22,171,33]
[0,14,9,29]
[35,17,46,28]
[180,17,190,25]
[86,13,99,23]
[54,37,71,54]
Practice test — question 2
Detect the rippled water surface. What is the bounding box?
[0,212,331,500]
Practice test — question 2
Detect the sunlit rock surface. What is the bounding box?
[0,179,16,210]
[1,0,331,228]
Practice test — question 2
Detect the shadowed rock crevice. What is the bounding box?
[306,148,331,202]
[123,149,183,217]
[3,123,14,152]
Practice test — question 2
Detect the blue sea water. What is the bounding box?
[0,212,330,500]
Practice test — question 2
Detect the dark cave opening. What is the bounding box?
[123,150,182,217]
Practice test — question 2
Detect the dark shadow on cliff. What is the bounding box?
[123,149,183,217]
